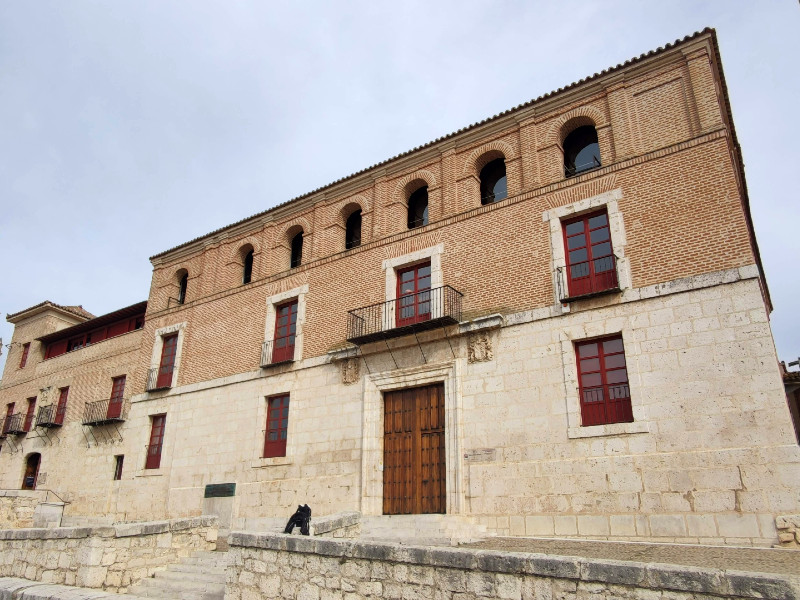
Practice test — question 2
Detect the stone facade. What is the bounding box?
[776,515,800,548]
[0,29,798,546]
[225,531,800,600]
[0,516,217,591]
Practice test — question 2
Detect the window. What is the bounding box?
[272,300,298,363]
[108,376,126,419]
[2,403,14,435]
[23,398,36,432]
[19,343,30,368]
[564,125,601,177]
[113,455,124,480]
[480,158,507,204]
[290,232,303,268]
[263,394,289,458]
[396,261,431,328]
[562,210,617,298]
[407,186,428,229]
[156,334,178,389]
[55,388,69,425]
[145,414,166,469]
[345,209,362,249]
[243,249,254,284]
[177,272,188,304]
[576,336,632,426]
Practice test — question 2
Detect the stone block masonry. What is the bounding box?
[0,515,217,592]
[226,531,800,600]
[777,515,800,548]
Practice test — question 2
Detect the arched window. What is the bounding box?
[243,249,254,284]
[345,210,362,249]
[407,186,428,229]
[290,232,303,268]
[480,158,507,204]
[177,272,188,305]
[564,125,601,177]
[22,453,41,490]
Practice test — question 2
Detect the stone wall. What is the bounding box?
[777,515,800,548]
[0,491,39,528]
[226,532,800,600]
[0,515,217,592]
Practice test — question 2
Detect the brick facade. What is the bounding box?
[0,29,796,545]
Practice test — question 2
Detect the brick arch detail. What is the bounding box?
[338,195,371,224]
[463,139,517,177]
[228,237,262,263]
[394,169,438,200]
[279,217,313,247]
[547,105,608,147]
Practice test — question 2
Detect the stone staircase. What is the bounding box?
[361,514,491,545]
[123,550,228,600]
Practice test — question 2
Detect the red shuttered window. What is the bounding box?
[156,335,178,389]
[145,414,166,469]
[263,395,289,458]
[576,336,633,426]
[107,376,126,419]
[272,300,298,364]
[3,403,15,435]
[563,211,618,298]
[19,343,30,368]
[396,262,431,328]
[24,398,36,432]
[55,387,69,425]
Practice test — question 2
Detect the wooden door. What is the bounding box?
[383,384,445,514]
[107,376,126,419]
[156,335,178,388]
[145,414,166,469]
[272,300,298,363]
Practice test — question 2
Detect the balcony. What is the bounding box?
[146,367,173,392]
[35,405,64,428]
[346,285,463,345]
[556,255,620,303]
[2,413,25,436]
[83,398,129,426]
[261,339,295,368]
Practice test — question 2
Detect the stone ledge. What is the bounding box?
[228,531,800,599]
[0,577,123,600]
[0,515,217,541]
[567,420,650,439]
[310,511,360,535]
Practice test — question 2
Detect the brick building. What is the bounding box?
[1,29,797,545]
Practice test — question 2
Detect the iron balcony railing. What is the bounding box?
[35,404,63,428]
[556,254,619,303]
[261,339,295,368]
[581,383,633,426]
[2,413,25,436]
[146,367,173,392]
[83,398,129,426]
[346,285,463,345]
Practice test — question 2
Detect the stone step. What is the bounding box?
[153,570,226,584]
[166,562,228,575]
[134,576,225,592]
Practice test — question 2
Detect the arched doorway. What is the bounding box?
[22,453,40,490]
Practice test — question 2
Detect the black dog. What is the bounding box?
[283,504,311,535]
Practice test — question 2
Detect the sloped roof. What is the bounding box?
[150,28,717,261]
[6,301,96,324]
[36,301,147,344]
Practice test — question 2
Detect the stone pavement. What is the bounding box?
[462,536,800,575]
[0,577,144,599]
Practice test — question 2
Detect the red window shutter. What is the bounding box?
[146,414,166,469]
[3,403,15,434]
[19,343,30,368]
[396,262,432,328]
[55,388,69,425]
[562,211,617,298]
[107,321,128,338]
[24,398,36,432]
[46,340,68,360]
[107,376,126,419]
[272,301,298,363]
[263,395,289,458]
[156,335,178,388]
[576,336,633,426]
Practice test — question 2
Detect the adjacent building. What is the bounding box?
[1,29,797,546]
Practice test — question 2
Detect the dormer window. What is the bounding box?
[407,186,428,229]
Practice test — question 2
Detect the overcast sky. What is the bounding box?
[1,1,798,376]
